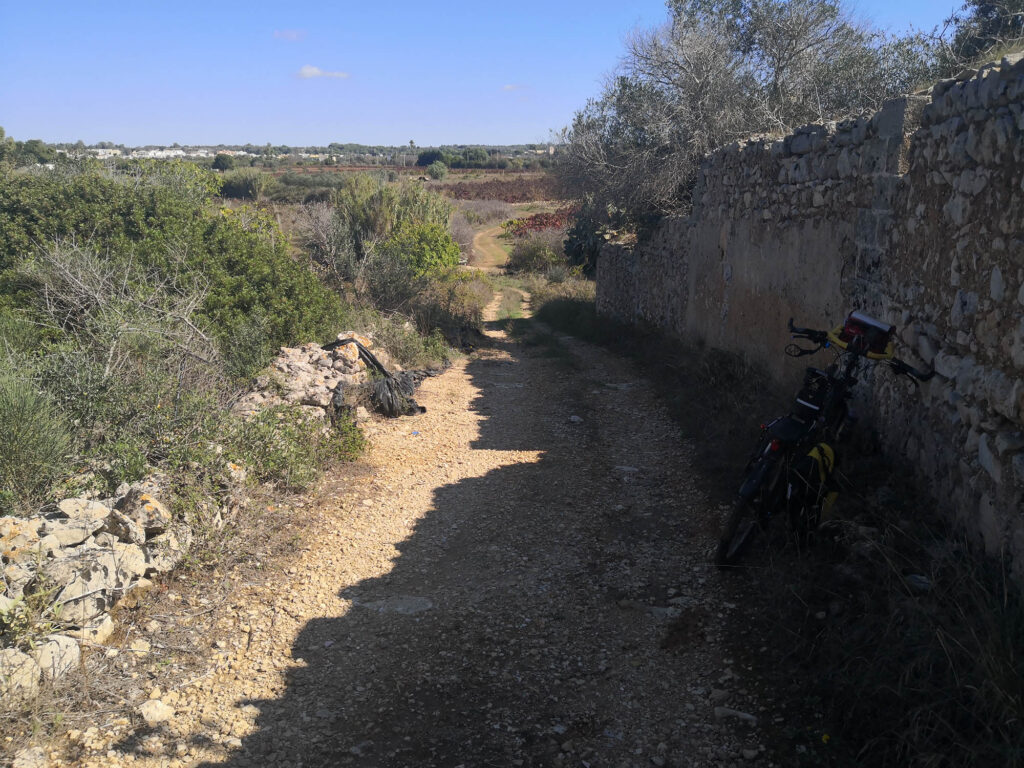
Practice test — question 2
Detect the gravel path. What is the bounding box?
[71,296,765,768]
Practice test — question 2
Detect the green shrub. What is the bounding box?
[220,169,276,200]
[0,308,41,355]
[427,161,448,180]
[1,166,344,380]
[505,230,566,274]
[367,314,450,370]
[382,220,461,276]
[412,269,492,345]
[0,372,72,514]
[227,406,365,490]
[212,153,235,171]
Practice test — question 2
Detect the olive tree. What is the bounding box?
[558,0,937,223]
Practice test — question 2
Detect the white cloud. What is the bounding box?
[274,29,306,42]
[502,84,525,91]
[297,65,349,80]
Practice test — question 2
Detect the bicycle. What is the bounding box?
[715,311,933,568]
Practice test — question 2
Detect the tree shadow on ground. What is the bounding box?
[186,328,712,768]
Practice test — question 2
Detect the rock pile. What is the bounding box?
[233,332,397,420]
[0,481,189,696]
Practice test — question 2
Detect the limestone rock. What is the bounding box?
[0,648,40,698]
[116,489,172,537]
[101,509,146,546]
[54,544,147,624]
[38,518,104,548]
[144,526,191,575]
[31,635,80,680]
[139,698,175,726]
[12,747,47,768]
[0,518,41,564]
[67,613,115,644]
[3,563,34,598]
[57,498,111,522]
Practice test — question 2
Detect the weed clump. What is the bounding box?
[227,407,365,491]
[0,373,71,515]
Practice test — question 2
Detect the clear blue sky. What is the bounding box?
[0,0,959,147]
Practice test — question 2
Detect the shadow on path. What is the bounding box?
[195,326,720,768]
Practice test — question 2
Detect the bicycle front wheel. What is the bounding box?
[715,459,781,568]
[715,495,761,567]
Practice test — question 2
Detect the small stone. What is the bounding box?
[67,614,115,645]
[129,638,152,655]
[31,635,80,680]
[714,707,758,725]
[12,747,47,768]
[139,699,174,727]
[0,648,40,698]
[979,433,1002,483]
[568,415,583,423]
[742,748,759,760]
[991,266,1006,301]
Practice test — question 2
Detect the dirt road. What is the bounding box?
[471,225,510,272]
[71,296,762,768]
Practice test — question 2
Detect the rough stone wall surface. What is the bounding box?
[596,56,1024,571]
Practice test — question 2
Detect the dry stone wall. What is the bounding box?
[597,55,1024,571]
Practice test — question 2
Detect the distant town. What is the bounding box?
[59,141,557,169]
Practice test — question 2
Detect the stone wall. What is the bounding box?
[597,55,1024,569]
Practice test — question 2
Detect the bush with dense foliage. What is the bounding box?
[0,160,356,506]
[505,229,567,275]
[427,160,448,179]
[300,173,476,317]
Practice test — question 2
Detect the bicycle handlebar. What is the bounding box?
[787,317,828,345]
[787,317,934,381]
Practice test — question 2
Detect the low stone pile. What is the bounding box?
[0,480,190,697]
[233,332,396,420]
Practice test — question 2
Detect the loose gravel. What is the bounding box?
[52,296,767,768]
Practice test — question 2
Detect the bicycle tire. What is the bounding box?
[715,494,761,567]
[716,458,783,568]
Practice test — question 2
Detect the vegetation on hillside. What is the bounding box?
[299,173,490,345]
[0,159,361,514]
[0,148,488,527]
